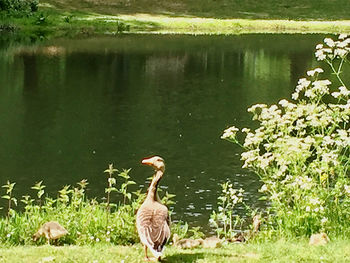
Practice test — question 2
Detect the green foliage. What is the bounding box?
[1,181,17,218]
[0,0,38,14]
[0,176,138,245]
[209,182,246,239]
[34,12,49,25]
[171,221,205,240]
[116,21,130,33]
[222,35,350,237]
[63,14,74,23]
[0,164,186,246]
[31,181,45,207]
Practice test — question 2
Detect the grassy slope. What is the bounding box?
[2,0,350,36]
[43,0,350,20]
[37,0,350,34]
[0,240,350,262]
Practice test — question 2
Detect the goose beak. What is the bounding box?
[141,157,153,166]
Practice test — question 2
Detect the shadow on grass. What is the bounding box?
[163,252,205,263]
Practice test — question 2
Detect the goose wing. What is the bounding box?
[136,203,170,253]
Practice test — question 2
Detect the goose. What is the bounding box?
[33,221,68,245]
[136,156,170,261]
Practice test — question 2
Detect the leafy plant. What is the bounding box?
[209,182,246,239]
[222,34,350,237]
[117,168,135,205]
[171,221,205,240]
[35,12,49,25]
[104,163,118,213]
[31,181,45,207]
[2,181,17,218]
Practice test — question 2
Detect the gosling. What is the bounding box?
[309,233,330,246]
[201,236,222,248]
[33,221,68,245]
[173,234,203,249]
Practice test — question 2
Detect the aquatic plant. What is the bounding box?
[222,35,350,237]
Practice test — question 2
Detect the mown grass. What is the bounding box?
[2,8,350,39]
[43,0,350,21]
[0,239,350,263]
[1,0,350,38]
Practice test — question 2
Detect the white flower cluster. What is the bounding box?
[307,68,324,77]
[292,77,331,101]
[221,126,239,140]
[331,86,350,99]
[315,34,350,61]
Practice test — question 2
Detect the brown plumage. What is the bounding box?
[201,236,222,248]
[173,234,203,249]
[136,156,170,261]
[33,221,68,245]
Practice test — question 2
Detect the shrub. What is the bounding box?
[0,0,38,14]
[222,35,350,237]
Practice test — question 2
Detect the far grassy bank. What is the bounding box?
[2,10,350,40]
[1,240,350,263]
[2,2,350,39]
[43,0,350,21]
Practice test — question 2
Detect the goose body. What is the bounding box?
[33,221,68,245]
[136,156,170,261]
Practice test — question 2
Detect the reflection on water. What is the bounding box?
[0,34,326,229]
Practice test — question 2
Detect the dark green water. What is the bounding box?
[0,34,326,227]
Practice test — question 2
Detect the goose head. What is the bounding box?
[142,156,165,173]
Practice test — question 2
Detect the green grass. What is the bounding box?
[43,0,350,21]
[3,8,350,39]
[2,0,350,38]
[0,239,350,262]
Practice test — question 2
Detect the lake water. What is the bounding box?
[0,33,327,229]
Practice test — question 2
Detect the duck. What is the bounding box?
[32,221,68,245]
[136,156,170,261]
[309,233,330,246]
[172,233,203,249]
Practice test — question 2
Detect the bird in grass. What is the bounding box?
[33,221,68,245]
[136,156,170,261]
[309,233,330,246]
[172,234,203,249]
